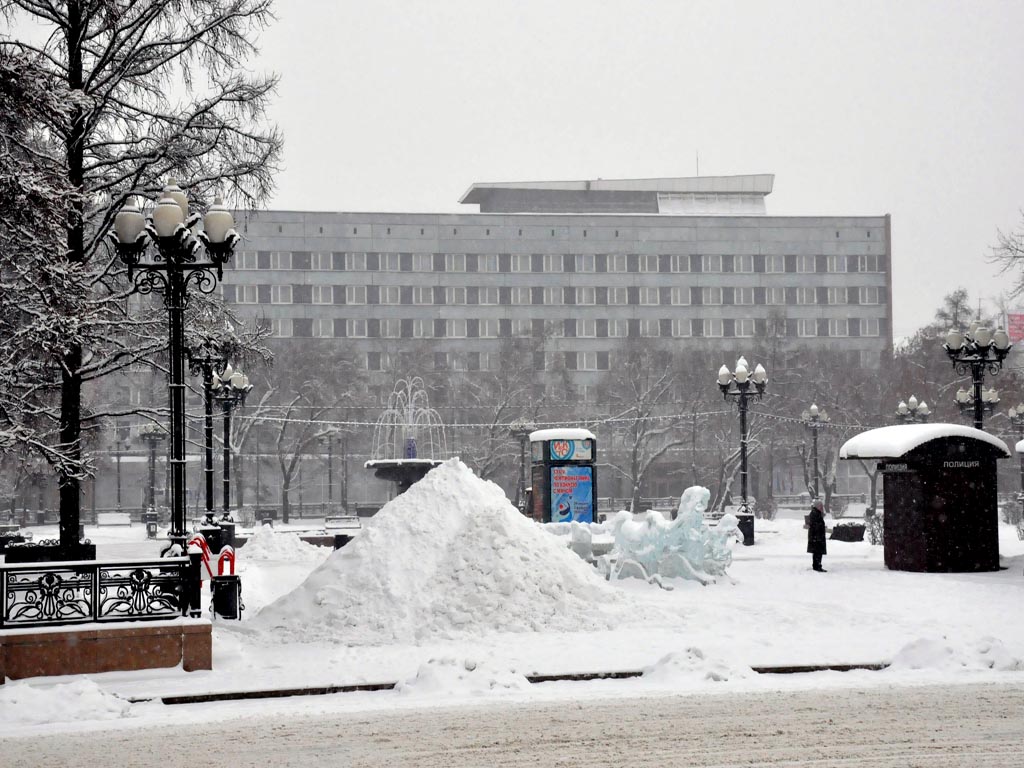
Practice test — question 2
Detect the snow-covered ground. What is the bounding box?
[2,459,1023,738]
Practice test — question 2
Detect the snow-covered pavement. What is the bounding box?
[2,462,1023,742]
[3,682,1022,767]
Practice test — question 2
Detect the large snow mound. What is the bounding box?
[245,459,648,645]
[240,525,330,562]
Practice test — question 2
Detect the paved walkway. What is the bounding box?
[4,682,1024,766]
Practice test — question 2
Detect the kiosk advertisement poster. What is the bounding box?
[550,465,594,523]
[549,439,593,462]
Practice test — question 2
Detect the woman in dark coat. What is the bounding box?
[807,499,827,572]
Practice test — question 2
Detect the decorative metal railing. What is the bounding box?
[0,557,190,629]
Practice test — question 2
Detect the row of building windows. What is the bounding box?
[229,284,884,307]
[365,340,878,374]
[263,316,883,340]
[231,251,887,275]
[256,222,880,242]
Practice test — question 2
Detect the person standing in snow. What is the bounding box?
[807,499,827,572]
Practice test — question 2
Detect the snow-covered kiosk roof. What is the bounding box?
[529,428,596,442]
[840,424,1010,460]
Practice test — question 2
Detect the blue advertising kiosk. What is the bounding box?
[529,428,597,523]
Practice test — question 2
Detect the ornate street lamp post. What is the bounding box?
[508,417,536,514]
[942,325,1012,430]
[321,432,335,515]
[212,365,251,518]
[801,404,830,500]
[717,356,768,546]
[187,341,228,525]
[109,182,238,552]
[895,395,931,424]
[138,424,167,514]
[114,422,131,512]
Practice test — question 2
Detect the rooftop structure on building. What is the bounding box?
[459,174,774,215]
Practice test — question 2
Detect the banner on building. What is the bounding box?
[1008,312,1024,344]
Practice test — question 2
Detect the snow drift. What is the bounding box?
[245,459,648,645]
[240,524,331,562]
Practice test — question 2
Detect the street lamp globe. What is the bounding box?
[202,197,234,244]
[114,197,146,244]
[162,178,189,220]
[944,328,964,351]
[152,188,185,237]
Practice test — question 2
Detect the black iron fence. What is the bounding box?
[0,557,191,629]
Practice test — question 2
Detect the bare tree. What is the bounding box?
[1,1,282,525]
[249,341,366,523]
[598,341,693,513]
[991,213,1024,297]
[450,337,546,485]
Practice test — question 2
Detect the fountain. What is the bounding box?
[365,378,448,494]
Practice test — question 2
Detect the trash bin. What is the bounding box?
[219,521,236,549]
[35,511,46,526]
[333,534,353,549]
[210,574,243,620]
[199,525,224,554]
[144,511,158,539]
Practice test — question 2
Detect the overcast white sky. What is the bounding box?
[256,0,1024,339]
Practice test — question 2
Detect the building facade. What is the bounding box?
[222,175,893,395]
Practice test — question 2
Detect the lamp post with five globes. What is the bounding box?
[717,357,768,546]
[109,181,239,552]
[942,325,1012,431]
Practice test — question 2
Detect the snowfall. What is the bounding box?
[2,458,1024,739]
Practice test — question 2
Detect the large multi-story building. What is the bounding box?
[223,175,893,393]
[68,175,892,516]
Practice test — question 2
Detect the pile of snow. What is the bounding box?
[246,459,651,645]
[642,647,753,684]
[0,679,131,725]
[240,525,330,562]
[395,657,529,696]
[888,636,1024,672]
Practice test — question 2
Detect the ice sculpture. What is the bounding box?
[604,486,739,586]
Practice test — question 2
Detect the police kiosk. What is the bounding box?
[529,428,597,523]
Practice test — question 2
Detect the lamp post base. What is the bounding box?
[736,513,755,546]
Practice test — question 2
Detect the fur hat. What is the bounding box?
[812,499,824,511]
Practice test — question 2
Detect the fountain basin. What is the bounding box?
[365,459,443,495]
